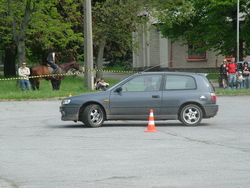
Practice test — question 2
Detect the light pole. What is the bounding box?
[84,0,94,89]
[236,0,239,63]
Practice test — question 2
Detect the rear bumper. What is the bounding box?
[203,104,219,118]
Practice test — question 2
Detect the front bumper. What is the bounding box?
[60,105,80,121]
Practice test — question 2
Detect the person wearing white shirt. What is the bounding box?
[18,61,31,91]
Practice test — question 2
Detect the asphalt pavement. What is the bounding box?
[1,97,250,187]
[0,71,222,187]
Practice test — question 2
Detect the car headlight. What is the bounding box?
[62,99,71,105]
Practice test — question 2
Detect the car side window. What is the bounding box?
[121,75,162,91]
[165,75,196,90]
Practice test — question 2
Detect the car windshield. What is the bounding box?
[107,74,162,91]
[107,75,134,91]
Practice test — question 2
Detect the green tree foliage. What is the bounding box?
[8,0,37,67]
[92,0,146,78]
[1,0,83,77]
[0,0,19,76]
[157,0,250,59]
[27,0,84,62]
[0,0,146,78]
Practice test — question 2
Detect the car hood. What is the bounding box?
[64,91,111,105]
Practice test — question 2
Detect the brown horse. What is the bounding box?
[29,61,83,90]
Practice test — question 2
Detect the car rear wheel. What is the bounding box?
[82,104,105,127]
[179,104,203,126]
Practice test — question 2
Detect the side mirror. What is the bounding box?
[115,87,122,93]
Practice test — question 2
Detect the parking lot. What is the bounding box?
[0,96,250,187]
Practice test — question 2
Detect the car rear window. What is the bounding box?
[165,75,196,90]
[204,76,216,92]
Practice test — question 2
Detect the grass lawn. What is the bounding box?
[214,86,250,96]
[1,70,250,101]
[0,75,121,101]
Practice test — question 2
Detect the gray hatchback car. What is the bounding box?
[60,72,218,127]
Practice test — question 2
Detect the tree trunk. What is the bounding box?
[17,39,26,66]
[96,36,106,79]
[4,48,16,77]
[8,0,33,67]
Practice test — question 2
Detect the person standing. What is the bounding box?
[18,61,31,91]
[226,58,237,90]
[242,61,250,89]
[237,71,244,89]
[47,51,57,73]
[220,59,228,89]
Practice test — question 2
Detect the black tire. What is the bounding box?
[82,104,105,127]
[179,104,203,126]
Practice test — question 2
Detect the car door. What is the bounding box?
[161,75,197,118]
[109,74,163,119]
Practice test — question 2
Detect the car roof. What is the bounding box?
[237,61,250,64]
[133,72,206,76]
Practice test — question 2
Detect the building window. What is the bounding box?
[188,44,206,61]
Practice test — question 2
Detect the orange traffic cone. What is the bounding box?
[145,109,158,132]
[69,93,72,97]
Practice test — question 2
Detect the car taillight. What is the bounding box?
[211,93,216,101]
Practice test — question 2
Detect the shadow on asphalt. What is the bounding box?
[49,121,211,129]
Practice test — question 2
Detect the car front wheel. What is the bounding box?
[179,104,203,126]
[82,104,105,127]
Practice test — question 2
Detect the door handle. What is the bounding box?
[152,95,160,98]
